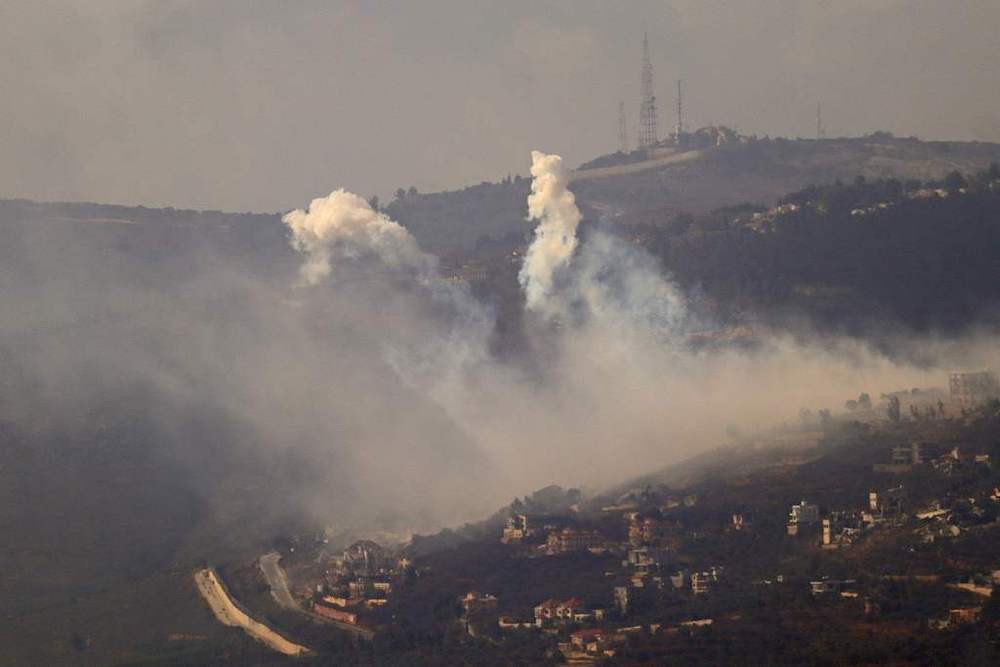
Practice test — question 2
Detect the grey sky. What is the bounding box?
[1,0,998,211]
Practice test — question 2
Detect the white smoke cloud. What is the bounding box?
[282,189,433,285]
[518,151,582,312]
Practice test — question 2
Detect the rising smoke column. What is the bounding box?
[519,151,582,312]
[283,189,433,285]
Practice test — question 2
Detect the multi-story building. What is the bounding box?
[546,527,602,554]
[501,514,530,544]
[534,598,585,627]
[787,500,820,535]
[691,567,723,595]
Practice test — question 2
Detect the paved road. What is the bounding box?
[259,551,299,611]
[194,568,311,656]
[258,551,375,639]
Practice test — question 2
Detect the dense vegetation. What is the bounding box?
[613,165,1000,336]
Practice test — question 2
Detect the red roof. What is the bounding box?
[561,597,584,608]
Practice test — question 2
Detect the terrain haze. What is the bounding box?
[3,2,1000,665]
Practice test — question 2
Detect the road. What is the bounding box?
[193,568,311,657]
[259,552,299,611]
[258,551,375,639]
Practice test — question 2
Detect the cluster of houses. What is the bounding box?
[731,179,996,233]
[311,540,408,627]
[490,499,732,658]
[482,587,714,661]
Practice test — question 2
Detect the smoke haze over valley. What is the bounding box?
[3,2,1000,664]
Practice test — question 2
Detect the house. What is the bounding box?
[628,515,665,546]
[893,443,926,465]
[692,568,723,595]
[823,510,864,547]
[625,546,669,571]
[460,591,498,635]
[949,607,982,626]
[563,628,626,658]
[534,597,586,627]
[570,628,606,650]
[810,578,856,595]
[461,591,498,615]
[337,540,390,576]
[546,527,602,554]
[787,500,820,535]
[313,602,358,625]
[692,572,712,595]
[498,616,534,630]
[501,514,530,544]
[614,586,629,615]
[321,595,352,608]
[869,486,904,514]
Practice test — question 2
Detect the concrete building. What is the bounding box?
[546,527,602,554]
[692,567,724,595]
[534,598,585,627]
[501,514,529,544]
[787,500,820,535]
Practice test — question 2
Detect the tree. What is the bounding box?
[408,186,419,197]
[858,393,872,410]
[394,188,407,200]
[367,195,380,211]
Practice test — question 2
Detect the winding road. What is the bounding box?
[193,568,311,657]
[259,551,298,611]
[258,551,375,640]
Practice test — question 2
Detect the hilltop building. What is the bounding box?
[501,514,530,544]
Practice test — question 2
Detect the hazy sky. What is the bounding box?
[2,0,998,211]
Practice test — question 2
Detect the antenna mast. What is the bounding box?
[618,101,629,153]
[638,33,658,149]
[675,79,684,138]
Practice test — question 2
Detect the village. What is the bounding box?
[211,369,1000,663]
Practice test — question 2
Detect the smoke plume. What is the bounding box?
[282,189,434,285]
[518,151,582,312]
[3,149,1000,570]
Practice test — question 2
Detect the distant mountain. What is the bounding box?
[387,134,1000,255]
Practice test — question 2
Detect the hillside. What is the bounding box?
[387,134,1000,255]
[1,137,1000,663]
